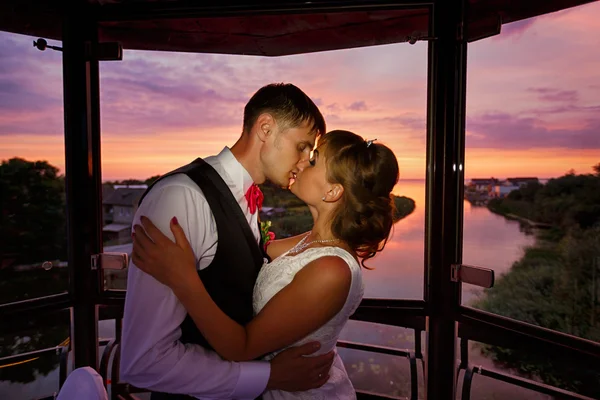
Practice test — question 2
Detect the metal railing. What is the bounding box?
[1,299,599,399]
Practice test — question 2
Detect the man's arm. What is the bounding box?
[120,178,269,399]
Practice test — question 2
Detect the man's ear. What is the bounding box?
[255,113,275,142]
[325,183,344,202]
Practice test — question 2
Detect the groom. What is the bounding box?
[120,83,331,399]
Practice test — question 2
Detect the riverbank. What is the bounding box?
[473,173,600,398]
[487,200,552,230]
[472,227,600,397]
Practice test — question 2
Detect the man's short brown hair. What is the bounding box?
[243,83,326,137]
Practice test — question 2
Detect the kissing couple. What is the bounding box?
[120,83,400,399]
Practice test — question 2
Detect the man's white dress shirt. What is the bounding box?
[120,147,269,399]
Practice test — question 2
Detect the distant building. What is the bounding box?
[102,186,147,244]
[102,184,116,224]
[493,177,539,198]
[493,181,519,198]
[507,177,539,188]
[468,178,499,193]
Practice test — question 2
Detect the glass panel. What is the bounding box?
[338,321,425,399]
[0,309,70,399]
[99,20,427,300]
[99,318,116,342]
[456,369,553,400]
[338,347,424,399]
[0,32,68,305]
[340,320,422,351]
[463,2,600,397]
[458,340,600,399]
[0,350,64,399]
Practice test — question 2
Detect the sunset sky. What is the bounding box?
[1,2,598,181]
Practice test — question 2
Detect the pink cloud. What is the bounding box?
[347,101,368,111]
[527,87,579,103]
[0,34,63,136]
[466,112,600,149]
[497,18,537,39]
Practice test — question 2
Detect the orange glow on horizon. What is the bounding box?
[1,133,595,181]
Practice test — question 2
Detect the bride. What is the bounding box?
[131,130,400,399]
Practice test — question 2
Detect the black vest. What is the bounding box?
[138,158,267,400]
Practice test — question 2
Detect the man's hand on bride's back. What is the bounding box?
[266,341,334,392]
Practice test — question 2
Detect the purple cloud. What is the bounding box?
[527,87,578,102]
[325,114,341,122]
[98,60,251,135]
[347,101,368,111]
[498,18,537,39]
[466,112,600,149]
[2,32,332,138]
[0,33,64,135]
[525,104,600,117]
[0,32,267,137]
[377,114,426,132]
[326,103,341,112]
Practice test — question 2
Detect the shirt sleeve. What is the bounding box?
[119,180,270,399]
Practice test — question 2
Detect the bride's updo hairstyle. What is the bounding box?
[320,130,399,268]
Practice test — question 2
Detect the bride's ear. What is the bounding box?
[324,184,344,202]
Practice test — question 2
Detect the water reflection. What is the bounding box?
[364,180,534,302]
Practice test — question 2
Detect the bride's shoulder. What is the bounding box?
[296,254,352,288]
[309,246,361,273]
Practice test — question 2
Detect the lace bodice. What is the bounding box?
[253,245,364,399]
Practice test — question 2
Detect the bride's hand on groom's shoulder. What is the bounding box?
[132,215,197,291]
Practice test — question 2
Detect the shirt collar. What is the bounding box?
[215,146,255,196]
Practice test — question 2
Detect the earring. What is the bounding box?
[322,196,326,201]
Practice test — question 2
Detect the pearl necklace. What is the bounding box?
[288,231,340,255]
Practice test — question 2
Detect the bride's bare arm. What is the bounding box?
[132,216,351,362]
[175,256,351,361]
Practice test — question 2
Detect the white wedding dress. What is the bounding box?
[253,245,364,400]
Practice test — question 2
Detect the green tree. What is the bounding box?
[488,165,600,234]
[145,175,161,185]
[0,158,67,266]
